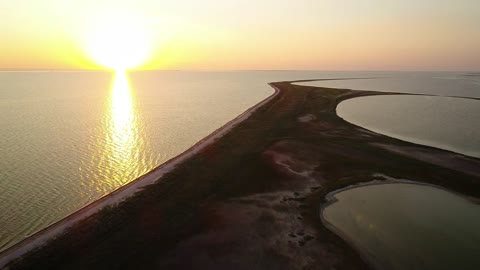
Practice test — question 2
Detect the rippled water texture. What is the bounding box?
[322,183,480,270]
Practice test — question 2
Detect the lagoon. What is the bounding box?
[337,95,480,157]
[322,182,480,270]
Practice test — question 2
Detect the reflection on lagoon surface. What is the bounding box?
[322,182,480,270]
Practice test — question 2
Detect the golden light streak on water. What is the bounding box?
[94,71,143,192]
[109,71,136,146]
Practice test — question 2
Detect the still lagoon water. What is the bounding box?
[322,182,480,270]
[338,95,480,157]
[296,76,480,157]
[0,71,478,252]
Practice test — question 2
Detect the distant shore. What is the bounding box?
[3,80,479,270]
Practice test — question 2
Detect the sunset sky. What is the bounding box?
[1,0,479,70]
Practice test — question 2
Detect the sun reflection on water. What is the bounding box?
[110,71,136,142]
[94,71,144,192]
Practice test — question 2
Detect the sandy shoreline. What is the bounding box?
[0,86,280,268]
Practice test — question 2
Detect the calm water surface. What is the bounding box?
[337,95,480,157]
[322,182,480,270]
[296,76,480,157]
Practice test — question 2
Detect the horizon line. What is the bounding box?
[0,68,479,73]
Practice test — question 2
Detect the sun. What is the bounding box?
[85,13,151,70]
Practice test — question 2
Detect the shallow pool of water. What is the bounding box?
[322,182,480,270]
[337,95,480,158]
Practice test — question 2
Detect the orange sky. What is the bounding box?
[1,0,479,70]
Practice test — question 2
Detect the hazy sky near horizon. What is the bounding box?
[1,0,479,70]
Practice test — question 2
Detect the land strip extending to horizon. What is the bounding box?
[2,80,479,270]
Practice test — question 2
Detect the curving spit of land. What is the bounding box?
[2,80,479,270]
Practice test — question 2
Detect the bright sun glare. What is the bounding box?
[85,14,151,70]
